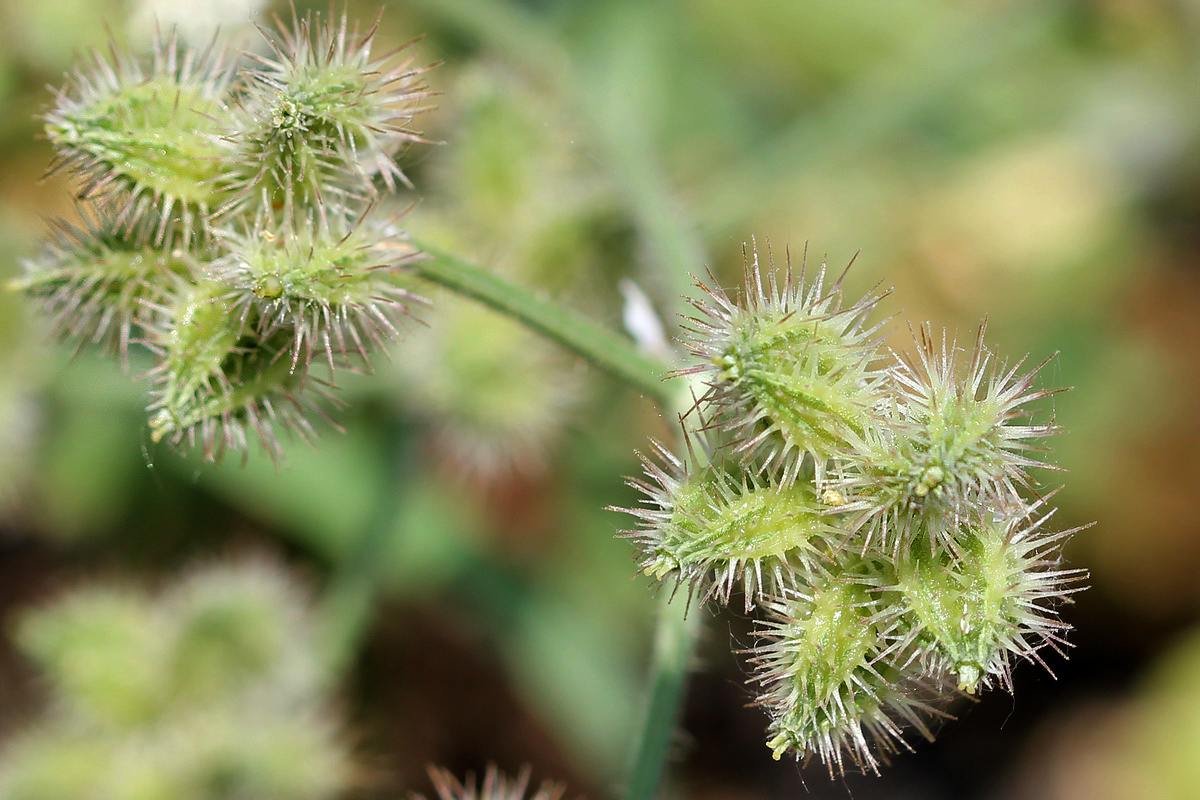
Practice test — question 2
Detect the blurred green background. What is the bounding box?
[1,0,1199,797]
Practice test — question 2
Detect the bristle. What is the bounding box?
[676,241,890,475]
[421,764,566,800]
[831,322,1063,556]
[611,423,837,611]
[215,6,433,227]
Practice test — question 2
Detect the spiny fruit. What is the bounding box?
[44,28,236,247]
[19,7,433,461]
[216,8,432,226]
[752,576,944,775]
[619,242,1085,774]
[833,322,1063,555]
[615,437,836,610]
[889,505,1088,694]
[677,242,888,482]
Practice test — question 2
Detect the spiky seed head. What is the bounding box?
[218,7,433,225]
[25,8,433,462]
[613,241,1088,777]
[890,506,1088,694]
[419,765,565,800]
[833,322,1062,555]
[13,210,193,359]
[678,241,888,480]
[751,577,944,775]
[144,282,330,462]
[214,211,424,376]
[44,28,236,247]
[613,436,836,610]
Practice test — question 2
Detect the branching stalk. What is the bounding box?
[409,242,676,408]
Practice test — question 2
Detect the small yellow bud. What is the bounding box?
[254,275,284,299]
[957,663,982,694]
[821,488,846,507]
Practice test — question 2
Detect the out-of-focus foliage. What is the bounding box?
[1,0,1199,797]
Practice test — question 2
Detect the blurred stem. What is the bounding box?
[413,240,703,798]
[317,419,409,675]
[410,0,704,305]
[406,0,565,90]
[624,592,700,800]
[576,78,704,304]
[574,2,706,304]
[410,241,675,407]
[403,6,705,793]
[620,391,705,800]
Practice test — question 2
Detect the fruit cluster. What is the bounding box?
[17,9,430,459]
[619,244,1086,773]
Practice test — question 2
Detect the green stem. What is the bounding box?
[408,241,704,798]
[409,241,676,408]
[317,244,678,672]
[392,7,708,790]
[619,385,705,800]
[623,593,700,800]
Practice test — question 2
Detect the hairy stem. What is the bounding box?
[409,242,675,407]
[624,592,700,800]
[320,243,680,681]
[410,242,704,798]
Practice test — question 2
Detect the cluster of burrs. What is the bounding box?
[0,554,568,800]
[617,244,1087,775]
[0,560,353,798]
[16,7,432,459]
